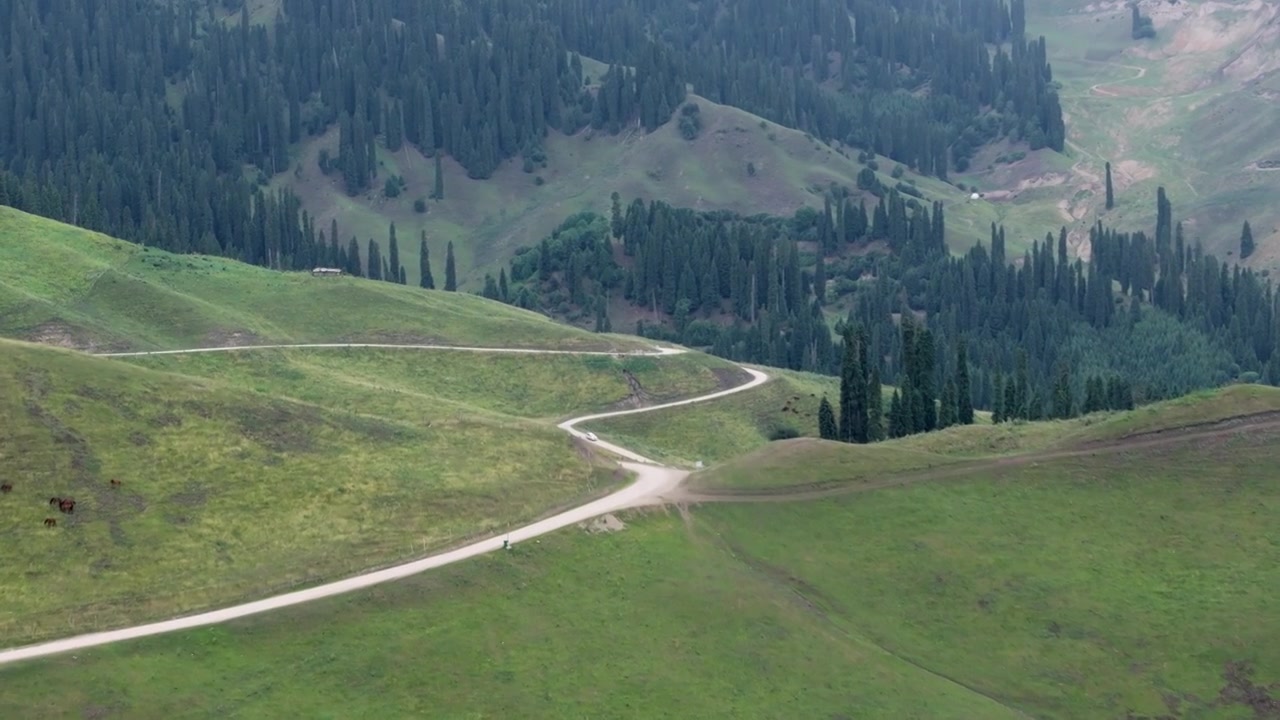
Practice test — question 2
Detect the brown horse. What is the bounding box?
[58,498,75,514]
[49,496,62,506]
[0,482,12,493]
[109,478,121,488]
[43,518,57,528]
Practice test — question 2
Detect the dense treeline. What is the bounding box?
[504,187,1280,422]
[551,0,1064,174]
[0,0,680,273]
[1,0,1065,278]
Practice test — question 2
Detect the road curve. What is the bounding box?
[0,343,769,666]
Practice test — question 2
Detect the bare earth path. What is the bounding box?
[0,342,767,666]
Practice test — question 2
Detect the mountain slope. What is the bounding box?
[976,0,1280,267]
[5,385,1276,719]
[0,206,646,352]
[274,92,1004,287]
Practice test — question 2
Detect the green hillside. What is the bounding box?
[580,367,842,467]
[972,0,1280,268]
[0,339,632,645]
[0,206,647,353]
[5,386,1276,719]
[275,93,1004,288]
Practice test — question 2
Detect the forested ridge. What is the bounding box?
[498,186,1280,417]
[1,0,1062,276]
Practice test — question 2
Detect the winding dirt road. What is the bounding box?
[0,342,768,667]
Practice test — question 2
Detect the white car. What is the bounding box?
[584,432,599,442]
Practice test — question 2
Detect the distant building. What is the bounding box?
[311,267,344,277]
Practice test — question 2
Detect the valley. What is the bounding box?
[2,0,1279,717]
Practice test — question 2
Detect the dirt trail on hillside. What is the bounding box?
[670,411,1280,505]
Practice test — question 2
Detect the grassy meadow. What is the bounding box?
[3,385,1276,719]
[122,348,748,424]
[580,367,841,466]
[0,206,649,353]
[0,339,635,645]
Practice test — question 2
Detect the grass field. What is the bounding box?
[122,348,748,424]
[693,384,1280,491]
[273,93,1005,289]
[4,386,1276,719]
[580,367,841,466]
[0,206,649,353]
[0,339,636,646]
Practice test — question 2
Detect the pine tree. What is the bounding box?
[888,389,906,438]
[366,239,383,281]
[818,397,838,440]
[444,241,458,291]
[1105,162,1115,210]
[419,233,435,289]
[956,339,974,425]
[387,223,403,284]
[1052,363,1074,419]
[347,237,363,277]
[433,155,445,200]
[867,365,884,441]
[838,328,867,443]
[1241,221,1255,259]
[1083,376,1104,414]
[992,371,1006,424]
[499,268,510,302]
[938,381,958,429]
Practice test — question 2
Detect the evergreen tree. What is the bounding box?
[433,155,445,200]
[992,372,1006,424]
[1241,221,1255,259]
[347,237,364,277]
[867,365,885,441]
[388,223,403,284]
[1083,376,1105,414]
[366,239,383,281]
[419,233,435,289]
[1052,363,1074,419]
[888,389,907,438]
[1105,162,1115,210]
[956,339,974,425]
[938,381,958,429]
[838,327,868,443]
[818,397,838,440]
[444,241,458,291]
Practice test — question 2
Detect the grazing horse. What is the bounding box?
[43,518,57,528]
[57,498,75,514]
[0,482,12,493]
[49,497,62,506]
[109,478,121,488]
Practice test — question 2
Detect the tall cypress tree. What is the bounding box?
[1105,161,1115,210]
[1241,221,1255,259]
[1052,362,1074,419]
[444,240,458,291]
[432,155,445,200]
[992,371,1006,424]
[852,326,870,443]
[366,239,383,281]
[867,365,884,441]
[419,232,435,289]
[838,328,863,442]
[388,223,403,284]
[818,397,838,440]
[956,339,974,425]
[938,381,957,429]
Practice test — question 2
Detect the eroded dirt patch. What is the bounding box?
[581,513,627,534]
